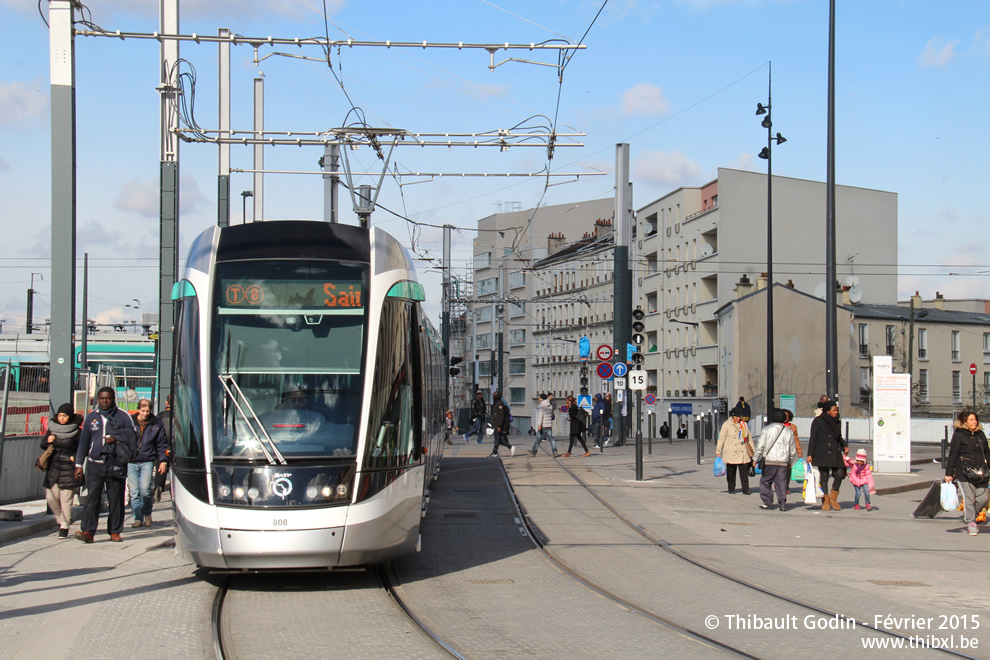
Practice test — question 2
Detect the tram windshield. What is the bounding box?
[211,260,367,461]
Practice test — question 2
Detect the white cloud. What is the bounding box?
[632,149,703,187]
[620,83,669,117]
[0,80,48,127]
[918,37,961,68]
[114,176,206,218]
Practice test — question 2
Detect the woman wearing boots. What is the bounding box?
[564,396,590,457]
[807,401,848,510]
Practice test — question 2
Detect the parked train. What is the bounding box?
[170,220,446,570]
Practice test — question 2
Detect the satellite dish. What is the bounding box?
[813,282,827,300]
[848,285,863,304]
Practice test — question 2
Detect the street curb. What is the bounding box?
[874,481,934,496]
[0,517,58,546]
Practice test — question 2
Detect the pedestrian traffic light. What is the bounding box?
[580,364,589,395]
[630,307,645,366]
[449,356,463,376]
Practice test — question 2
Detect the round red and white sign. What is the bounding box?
[971,363,978,375]
[596,344,613,361]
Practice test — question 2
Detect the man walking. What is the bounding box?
[488,391,514,458]
[128,399,169,528]
[74,387,137,543]
[529,393,558,457]
[464,391,487,444]
[591,393,606,450]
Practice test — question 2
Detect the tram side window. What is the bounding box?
[173,295,205,470]
[365,300,419,470]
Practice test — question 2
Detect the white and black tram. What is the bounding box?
[170,221,446,570]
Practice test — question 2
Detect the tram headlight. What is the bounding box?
[247,487,260,500]
[233,487,245,499]
[219,486,231,498]
[306,486,319,500]
[321,486,333,498]
[335,484,349,498]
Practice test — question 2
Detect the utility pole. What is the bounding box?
[80,254,88,374]
[49,0,76,411]
[613,144,632,447]
[157,0,180,407]
[253,77,264,222]
[497,262,505,397]
[217,27,231,228]
[442,225,452,413]
[322,143,340,223]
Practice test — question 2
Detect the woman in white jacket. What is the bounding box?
[753,408,798,511]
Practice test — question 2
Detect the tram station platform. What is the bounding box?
[0,435,985,658]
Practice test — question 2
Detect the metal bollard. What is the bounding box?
[942,425,948,467]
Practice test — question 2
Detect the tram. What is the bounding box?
[170,221,446,570]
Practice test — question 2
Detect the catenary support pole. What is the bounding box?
[253,77,264,221]
[217,27,231,228]
[49,0,77,413]
[613,144,631,447]
[825,0,838,400]
[80,253,88,374]
[157,0,180,407]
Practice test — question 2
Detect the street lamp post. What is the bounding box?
[241,190,254,224]
[756,63,786,419]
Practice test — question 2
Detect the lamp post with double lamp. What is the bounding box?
[755,63,786,420]
[241,190,254,223]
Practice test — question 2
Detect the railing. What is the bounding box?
[684,200,719,222]
[858,344,869,357]
[952,350,960,361]
[918,348,927,359]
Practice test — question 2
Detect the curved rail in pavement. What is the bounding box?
[376,563,467,660]
[541,452,981,660]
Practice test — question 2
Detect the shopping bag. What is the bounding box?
[713,456,726,478]
[803,479,817,505]
[913,480,943,518]
[791,459,806,483]
[940,482,960,511]
[809,466,823,498]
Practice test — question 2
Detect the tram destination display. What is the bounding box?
[221,279,364,310]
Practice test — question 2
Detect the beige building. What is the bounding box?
[716,285,990,419]
[469,198,614,429]
[635,167,898,419]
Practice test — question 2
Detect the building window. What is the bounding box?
[474,252,491,269]
[508,302,525,317]
[509,358,526,375]
[477,277,498,296]
[858,324,869,357]
[919,369,929,403]
[476,334,492,350]
[885,325,896,357]
[477,306,493,322]
[509,272,526,289]
[859,366,871,402]
[952,370,961,404]
[509,387,526,405]
[509,329,526,345]
[951,331,961,362]
[918,328,927,360]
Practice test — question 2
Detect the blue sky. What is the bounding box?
[1,0,988,330]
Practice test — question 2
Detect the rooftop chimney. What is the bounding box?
[735,274,754,299]
[547,232,566,255]
[933,291,945,310]
[594,217,613,237]
[911,291,922,311]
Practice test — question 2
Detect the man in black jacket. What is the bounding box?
[129,399,169,528]
[488,391,514,458]
[464,391,487,444]
[74,387,137,543]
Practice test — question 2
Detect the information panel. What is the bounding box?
[872,371,911,474]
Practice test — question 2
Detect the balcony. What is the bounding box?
[858,344,869,358]
[919,348,927,360]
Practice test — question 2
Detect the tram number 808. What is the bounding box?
[272,518,289,527]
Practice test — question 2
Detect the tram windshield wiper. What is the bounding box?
[218,373,287,465]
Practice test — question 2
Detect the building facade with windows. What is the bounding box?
[467,198,614,430]
[635,167,898,420]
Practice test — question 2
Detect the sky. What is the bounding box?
[1,0,988,332]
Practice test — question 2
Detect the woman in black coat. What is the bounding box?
[564,396,590,457]
[945,410,990,537]
[807,401,847,511]
[41,403,83,539]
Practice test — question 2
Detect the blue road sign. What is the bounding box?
[644,393,657,405]
[596,362,613,379]
[613,362,628,378]
[577,394,593,411]
[671,402,693,415]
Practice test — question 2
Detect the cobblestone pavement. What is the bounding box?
[0,436,986,659]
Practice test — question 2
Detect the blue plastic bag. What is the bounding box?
[713,456,726,477]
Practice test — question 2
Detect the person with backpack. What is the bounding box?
[128,399,169,528]
[73,387,137,543]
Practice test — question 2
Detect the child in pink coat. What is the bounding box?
[844,448,876,510]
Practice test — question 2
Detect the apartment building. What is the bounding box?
[468,198,614,429]
[635,168,898,419]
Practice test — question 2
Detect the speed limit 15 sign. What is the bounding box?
[628,370,647,390]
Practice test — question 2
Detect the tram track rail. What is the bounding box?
[504,452,981,660]
[376,563,467,660]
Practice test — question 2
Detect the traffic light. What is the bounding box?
[580,364,589,395]
[631,307,645,365]
[449,356,463,376]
